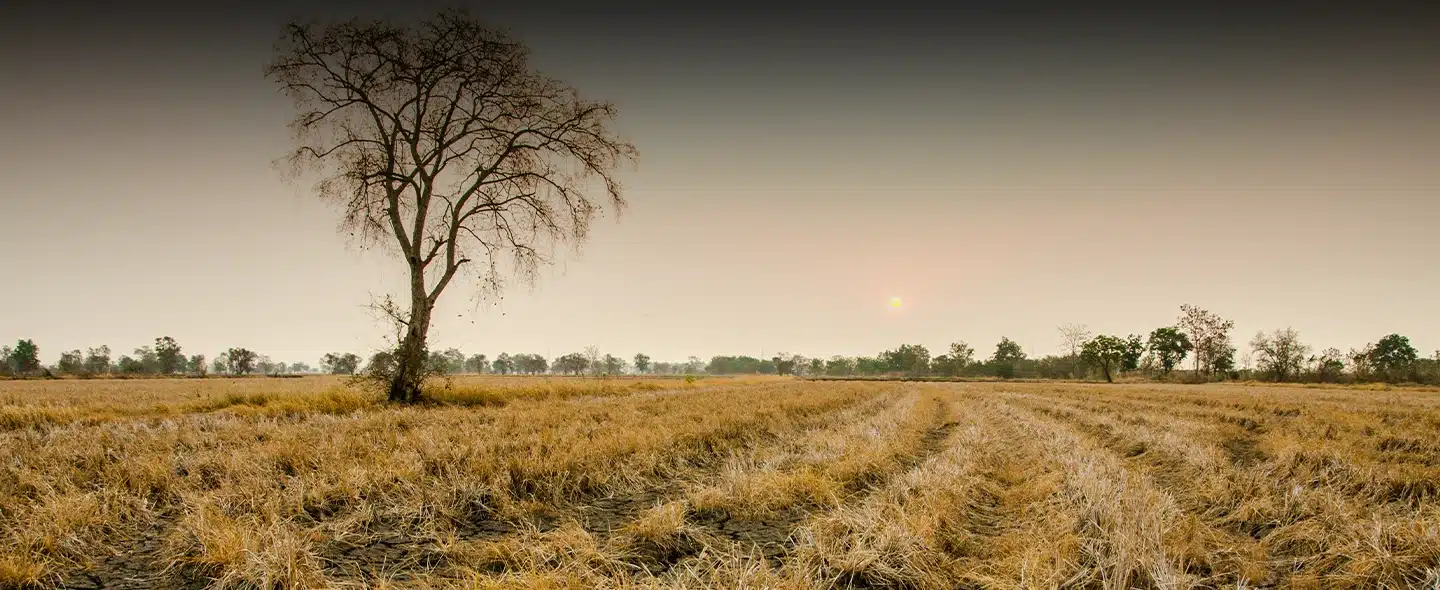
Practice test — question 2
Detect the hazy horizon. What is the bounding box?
[3,1,1438,365]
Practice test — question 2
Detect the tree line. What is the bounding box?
[781,305,1435,385]
[0,337,323,378]
[4,306,1436,384]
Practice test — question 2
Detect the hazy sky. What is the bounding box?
[2,1,1438,365]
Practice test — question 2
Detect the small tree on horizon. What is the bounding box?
[56,350,84,375]
[1081,335,1128,383]
[601,354,625,375]
[1147,327,1192,375]
[84,346,111,376]
[154,336,184,375]
[1251,327,1309,382]
[990,337,1025,379]
[1178,304,1235,377]
[1370,334,1418,382]
[1058,323,1092,377]
[225,348,258,376]
[9,340,40,376]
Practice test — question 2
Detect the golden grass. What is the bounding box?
[2,378,1438,588]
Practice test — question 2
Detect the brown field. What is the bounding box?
[3,377,1439,589]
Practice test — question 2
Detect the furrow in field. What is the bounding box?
[677,390,955,568]
[1007,390,1440,588]
[783,388,1085,590]
[14,381,881,588]
[993,395,1204,590]
[440,386,953,585]
[1003,392,1275,587]
[316,384,899,585]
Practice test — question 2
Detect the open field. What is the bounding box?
[3,378,1439,589]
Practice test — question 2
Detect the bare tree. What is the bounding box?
[1058,323,1091,377]
[583,345,601,376]
[267,10,636,403]
[1250,327,1309,382]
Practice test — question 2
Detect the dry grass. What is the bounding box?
[2,378,1438,588]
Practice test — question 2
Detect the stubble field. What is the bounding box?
[3,376,1439,589]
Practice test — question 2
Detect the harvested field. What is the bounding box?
[3,378,1439,589]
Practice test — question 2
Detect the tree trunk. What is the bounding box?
[1102,363,1113,383]
[388,294,432,403]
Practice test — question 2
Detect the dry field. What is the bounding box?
[3,377,1439,589]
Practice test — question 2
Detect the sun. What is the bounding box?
[888,296,903,310]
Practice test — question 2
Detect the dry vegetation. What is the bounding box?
[3,377,1439,589]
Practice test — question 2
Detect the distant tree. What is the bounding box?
[991,338,1025,364]
[321,353,357,375]
[190,354,208,377]
[1081,335,1129,382]
[825,356,855,376]
[154,336,184,375]
[117,355,146,375]
[426,348,466,374]
[84,346,111,376]
[465,354,489,374]
[806,357,824,376]
[553,353,589,375]
[990,337,1025,379]
[1369,334,1418,382]
[365,351,396,376]
[1058,323,1092,377]
[1211,343,1237,376]
[684,356,704,374]
[289,361,311,374]
[1313,348,1346,382]
[131,346,159,374]
[1347,343,1375,381]
[633,353,651,374]
[268,12,636,402]
[1250,328,1309,382]
[56,350,84,375]
[226,348,258,376]
[212,356,228,376]
[9,340,40,376]
[881,344,931,374]
[257,355,286,376]
[1120,335,1146,373]
[931,355,955,376]
[789,355,811,376]
[932,341,976,377]
[583,346,602,376]
[321,352,363,375]
[1146,327,1192,375]
[853,356,885,375]
[425,351,445,374]
[0,346,11,377]
[707,355,775,374]
[948,342,975,369]
[492,353,515,375]
[772,355,796,376]
[505,353,546,374]
[1178,304,1235,377]
[601,354,625,374]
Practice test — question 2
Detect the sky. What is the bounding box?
[2,1,1438,365]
